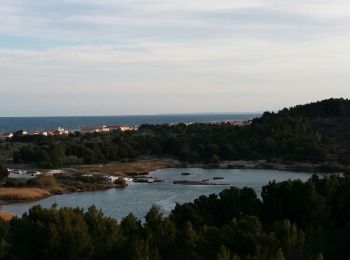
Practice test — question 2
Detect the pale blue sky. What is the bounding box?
[1,0,350,116]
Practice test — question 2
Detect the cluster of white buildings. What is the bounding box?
[169,120,252,127]
[105,175,133,184]
[227,120,252,126]
[0,125,138,140]
[79,125,138,134]
[0,121,249,141]
[1,132,14,139]
[8,169,42,179]
[0,127,69,140]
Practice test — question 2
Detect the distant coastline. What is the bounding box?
[1,119,252,139]
[0,113,260,133]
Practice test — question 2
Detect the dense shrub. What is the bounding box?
[8,98,350,168]
[0,175,350,259]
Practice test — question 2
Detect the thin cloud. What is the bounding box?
[0,0,350,116]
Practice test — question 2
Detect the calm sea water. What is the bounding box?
[0,114,259,133]
[2,168,319,221]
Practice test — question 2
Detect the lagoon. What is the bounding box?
[2,168,318,220]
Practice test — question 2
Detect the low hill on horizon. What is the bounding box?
[4,97,350,172]
[250,98,350,167]
[257,98,350,120]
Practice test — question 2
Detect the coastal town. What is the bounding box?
[0,124,138,140]
[0,120,252,140]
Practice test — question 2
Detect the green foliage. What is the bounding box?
[0,165,9,179]
[0,175,349,259]
[0,219,9,258]
[8,98,350,167]
[26,175,63,193]
[217,245,232,260]
[1,98,350,258]
[271,220,305,260]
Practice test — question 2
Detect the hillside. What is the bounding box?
[2,98,350,171]
[252,98,350,166]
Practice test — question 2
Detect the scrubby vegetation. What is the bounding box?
[0,188,49,202]
[0,175,349,259]
[0,174,112,199]
[0,160,179,198]
[0,211,12,221]
[0,166,9,179]
[5,98,350,169]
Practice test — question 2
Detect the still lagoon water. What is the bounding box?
[2,168,319,220]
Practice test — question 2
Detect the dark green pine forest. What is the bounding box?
[1,98,350,259]
[1,174,350,259]
[9,98,350,169]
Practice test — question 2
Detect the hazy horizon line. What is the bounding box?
[0,111,263,119]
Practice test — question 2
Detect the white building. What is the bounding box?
[27,170,42,176]
[95,125,110,133]
[47,169,64,175]
[0,132,13,140]
[54,127,69,135]
[105,176,133,184]
[41,130,55,136]
[108,125,137,132]
[119,125,131,131]
[16,130,28,135]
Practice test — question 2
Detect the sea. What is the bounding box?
[0,113,260,133]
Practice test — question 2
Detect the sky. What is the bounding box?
[1,0,350,116]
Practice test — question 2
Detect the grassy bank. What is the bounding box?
[71,159,181,176]
[0,188,50,203]
[0,210,13,221]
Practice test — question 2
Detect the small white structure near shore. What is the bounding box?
[47,169,64,175]
[95,125,110,133]
[27,170,42,177]
[110,125,138,132]
[105,176,133,184]
[54,127,69,135]
[79,125,137,134]
[15,130,28,136]
[8,169,42,179]
[0,132,13,140]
